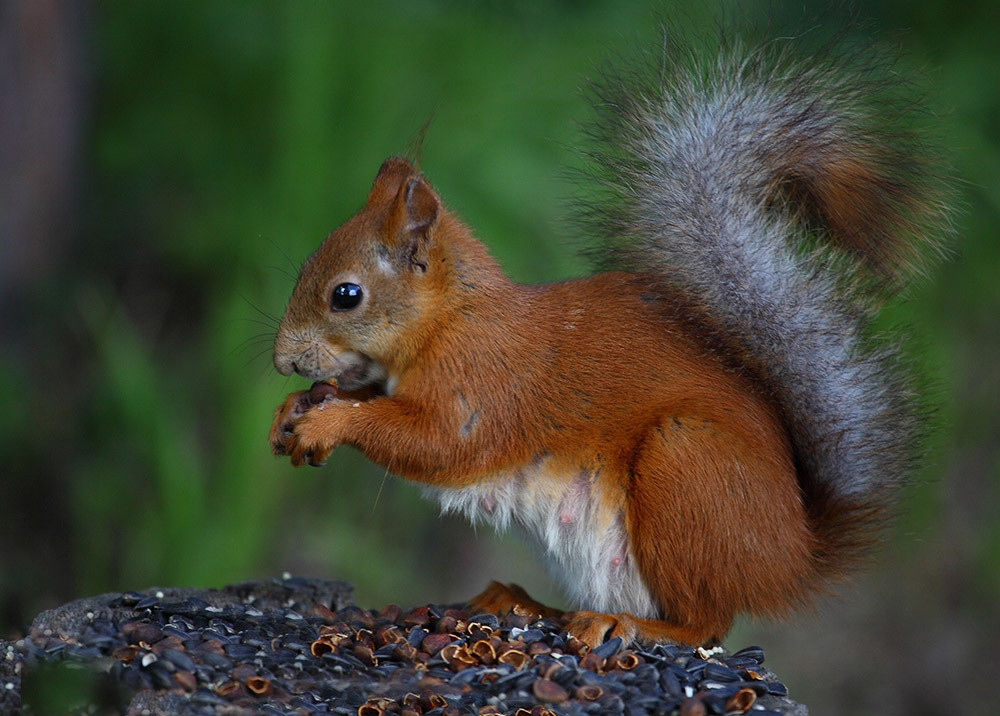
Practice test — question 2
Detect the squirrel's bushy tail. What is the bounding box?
[584,28,951,584]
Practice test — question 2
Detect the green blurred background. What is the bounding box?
[1,1,997,714]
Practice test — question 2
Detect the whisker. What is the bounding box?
[372,467,391,514]
[240,295,282,329]
[245,346,275,371]
[269,238,304,279]
[230,332,276,361]
[236,317,281,331]
[269,265,299,283]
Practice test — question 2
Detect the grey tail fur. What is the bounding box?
[582,28,951,582]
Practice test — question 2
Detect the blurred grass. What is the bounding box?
[1,1,998,714]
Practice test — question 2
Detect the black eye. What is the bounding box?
[330,282,363,311]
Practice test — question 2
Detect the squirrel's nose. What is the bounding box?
[273,353,296,377]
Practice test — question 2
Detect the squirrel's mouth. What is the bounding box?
[327,351,387,391]
[274,342,387,391]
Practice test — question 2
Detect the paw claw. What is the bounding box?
[304,450,327,467]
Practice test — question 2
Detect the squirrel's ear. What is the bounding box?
[381,172,440,271]
[403,175,439,237]
[368,157,416,207]
[399,176,440,271]
[371,157,440,270]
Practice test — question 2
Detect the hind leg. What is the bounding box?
[564,610,723,648]
[619,414,811,645]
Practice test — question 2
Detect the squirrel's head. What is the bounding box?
[273,157,455,392]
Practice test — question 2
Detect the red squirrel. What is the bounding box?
[268,33,949,647]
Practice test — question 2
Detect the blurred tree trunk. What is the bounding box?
[0,0,89,304]
[0,0,90,633]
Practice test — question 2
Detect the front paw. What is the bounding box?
[269,383,341,466]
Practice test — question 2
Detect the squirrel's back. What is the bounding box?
[582,29,951,583]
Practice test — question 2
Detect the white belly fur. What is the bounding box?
[424,459,659,618]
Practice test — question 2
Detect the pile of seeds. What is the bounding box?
[6,577,805,716]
